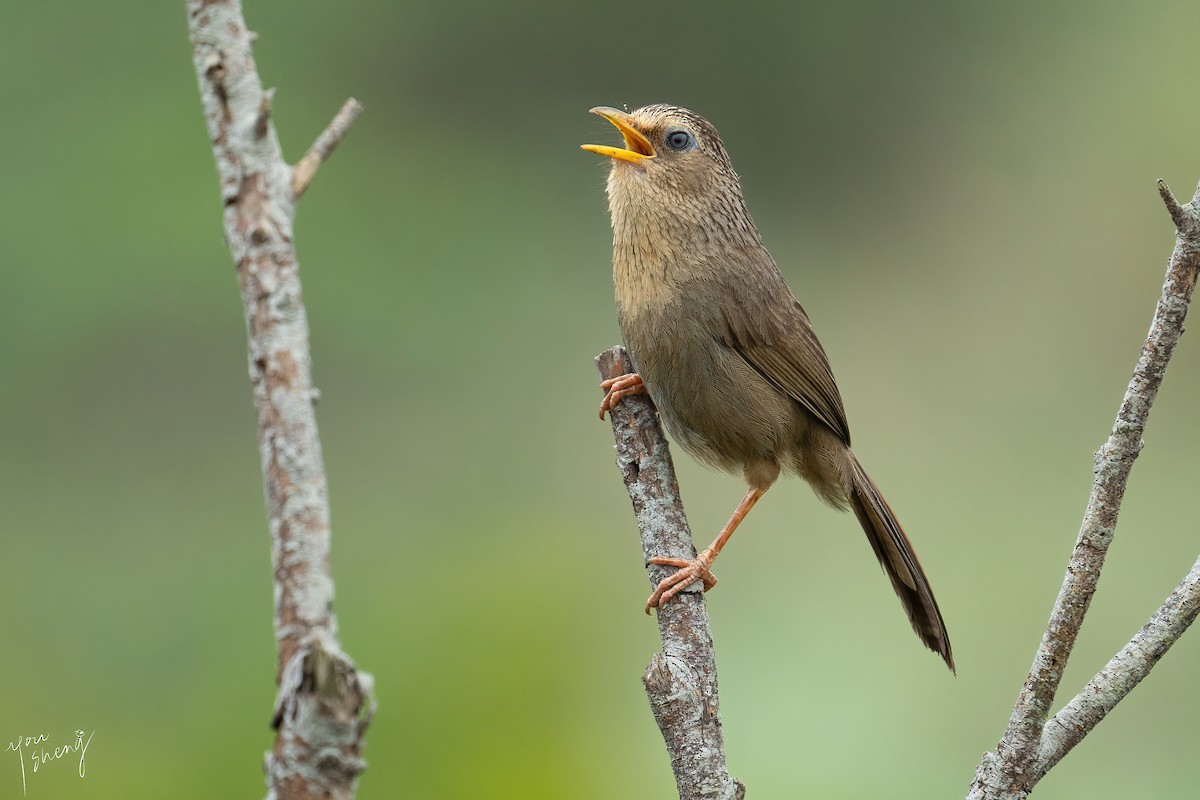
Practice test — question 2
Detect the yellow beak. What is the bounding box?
[580,107,655,164]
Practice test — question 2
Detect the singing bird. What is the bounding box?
[583,104,953,671]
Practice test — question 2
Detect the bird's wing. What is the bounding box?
[715,278,851,444]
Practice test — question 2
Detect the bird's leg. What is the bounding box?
[599,372,649,420]
[644,485,768,613]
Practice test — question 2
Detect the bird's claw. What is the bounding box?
[599,372,647,420]
[644,549,718,613]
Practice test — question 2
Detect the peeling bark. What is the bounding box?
[597,347,745,800]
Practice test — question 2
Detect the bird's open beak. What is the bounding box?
[581,107,655,164]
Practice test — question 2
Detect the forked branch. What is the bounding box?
[968,177,1200,799]
[186,2,372,798]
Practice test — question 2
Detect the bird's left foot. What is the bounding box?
[644,548,718,613]
[599,372,648,420]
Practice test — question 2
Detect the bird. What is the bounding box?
[582,103,953,671]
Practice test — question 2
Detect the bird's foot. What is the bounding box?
[599,372,648,420]
[644,548,718,613]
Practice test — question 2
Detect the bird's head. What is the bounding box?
[582,104,750,239]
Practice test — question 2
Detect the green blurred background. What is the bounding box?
[2,1,1198,797]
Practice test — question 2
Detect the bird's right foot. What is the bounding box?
[644,548,718,613]
[599,372,647,420]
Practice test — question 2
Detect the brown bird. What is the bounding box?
[582,104,953,671]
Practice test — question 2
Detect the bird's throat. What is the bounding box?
[610,220,684,318]
[606,173,688,316]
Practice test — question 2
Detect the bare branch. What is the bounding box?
[186,2,372,797]
[596,346,745,800]
[968,180,1200,799]
[1158,179,1186,232]
[292,98,364,199]
[1034,553,1200,778]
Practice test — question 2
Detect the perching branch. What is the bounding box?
[968,177,1200,799]
[596,347,745,800]
[186,3,372,799]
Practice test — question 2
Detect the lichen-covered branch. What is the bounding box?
[1035,552,1200,777]
[186,2,372,798]
[596,346,745,800]
[968,178,1200,799]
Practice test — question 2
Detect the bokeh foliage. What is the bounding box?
[1,1,1198,797]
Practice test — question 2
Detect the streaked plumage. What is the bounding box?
[584,104,953,671]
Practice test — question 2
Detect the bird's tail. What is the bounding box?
[847,454,954,672]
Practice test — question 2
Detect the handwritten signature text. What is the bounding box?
[6,729,94,796]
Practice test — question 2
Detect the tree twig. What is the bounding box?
[186,2,373,798]
[597,346,745,800]
[968,177,1200,799]
[292,98,363,199]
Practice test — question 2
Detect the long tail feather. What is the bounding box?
[847,454,954,672]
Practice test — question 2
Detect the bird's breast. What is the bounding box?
[615,271,797,476]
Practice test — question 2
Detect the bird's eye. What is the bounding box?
[664,127,695,152]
